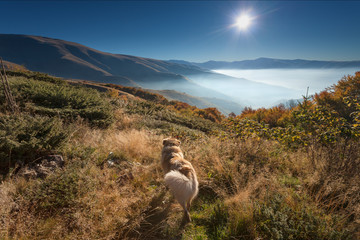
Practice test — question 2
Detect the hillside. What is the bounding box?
[147,89,244,115]
[0,34,230,101]
[64,79,244,115]
[0,68,359,239]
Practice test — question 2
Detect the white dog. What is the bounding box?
[161,138,199,222]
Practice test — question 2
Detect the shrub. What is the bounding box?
[254,194,352,240]
[196,107,224,123]
[315,74,360,121]
[4,69,65,85]
[2,77,114,127]
[125,99,220,134]
[239,105,290,128]
[0,114,68,172]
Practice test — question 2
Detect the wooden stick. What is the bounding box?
[0,57,18,113]
[0,66,11,106]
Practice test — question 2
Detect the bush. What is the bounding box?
[2,77,114,127]
[254,194,352,240]
[0,114,68,172]
[125,100,220,134]
[3,69,65,85]
[315,74,360,121]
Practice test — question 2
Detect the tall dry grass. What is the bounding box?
[1,73,358,239]
[0,125,356,239]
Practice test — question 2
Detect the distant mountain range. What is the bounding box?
[169,58,360,70]
[0,34,247,113]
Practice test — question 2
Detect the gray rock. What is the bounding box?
[17,155,64,179]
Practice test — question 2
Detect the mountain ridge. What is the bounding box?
[169,57,360,70]
[0,34,246,113]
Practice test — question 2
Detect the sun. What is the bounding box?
[235,14,252,31]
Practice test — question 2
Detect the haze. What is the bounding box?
[208,68,359,107]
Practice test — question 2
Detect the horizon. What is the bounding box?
[171,57,360,63]
[1,1,360,62]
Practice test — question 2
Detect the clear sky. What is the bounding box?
[1,1,360,62]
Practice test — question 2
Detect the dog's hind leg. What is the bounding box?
[180,201,191,223]
[187,198,193,211]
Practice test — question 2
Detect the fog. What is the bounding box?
[188,68,358,108]
[214,68,358,95]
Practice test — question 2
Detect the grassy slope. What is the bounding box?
[0,71,358,239]
[146,89,244,115]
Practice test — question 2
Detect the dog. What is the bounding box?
[161,137,199,223]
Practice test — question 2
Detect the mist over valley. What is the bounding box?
[209,68,359,107]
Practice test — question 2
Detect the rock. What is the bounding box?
[107,160,115,167]
[17,155,64,179]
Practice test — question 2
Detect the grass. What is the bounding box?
[0,70,359,239]
[1,76,114,128]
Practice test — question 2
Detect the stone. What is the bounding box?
[17,155,64,179]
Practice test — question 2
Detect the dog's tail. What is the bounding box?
[164,170,198,207]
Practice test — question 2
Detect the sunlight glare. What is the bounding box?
[235,14,252,31]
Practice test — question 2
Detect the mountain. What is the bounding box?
[0,34,241,111]
[169,57,360,70]
[0,34,209,87]
[0,34,229,95]
[0,34,302,109]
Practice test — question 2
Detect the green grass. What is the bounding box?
[1,76,114,128]
[124,100,221,134]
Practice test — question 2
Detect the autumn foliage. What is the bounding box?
[169,101,224,123]
[237,104,291,127]
[315,73,360,122]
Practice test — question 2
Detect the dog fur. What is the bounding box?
[161,137,199,223]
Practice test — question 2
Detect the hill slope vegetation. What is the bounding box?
[0,68,359,239]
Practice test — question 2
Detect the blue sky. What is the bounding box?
[1,1,360,62]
